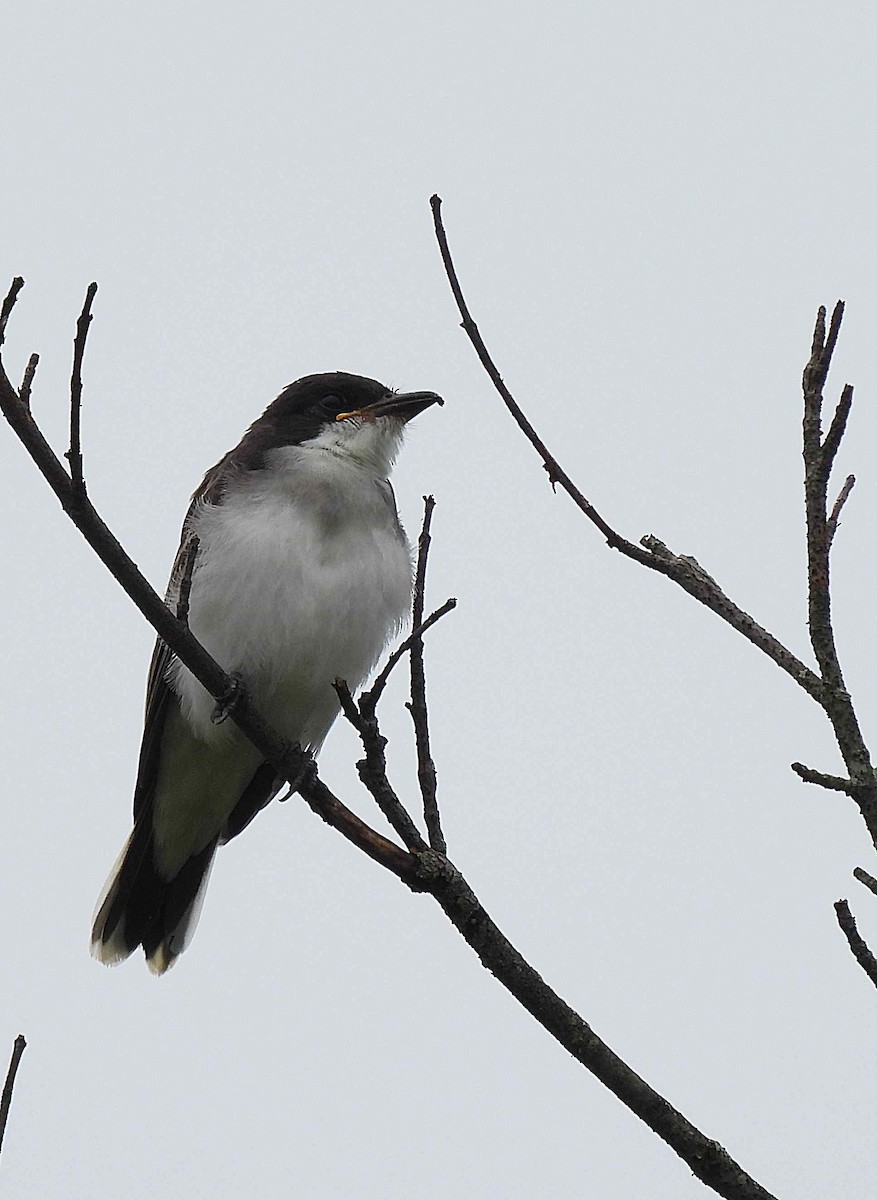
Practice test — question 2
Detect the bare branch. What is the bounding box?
[431,196,825,708]
[790,762,854,793]
[408,496,446,852]
[422,853,778,1200]
[66,282,97,495]
[18,352,38,412]
[0,278,25,348]
[835,899,877,989]
[799,305,877,839]
[0,1035,26,1160]
[333,677,428,853]
[822,384,854,478]
[412,496,433,630]
[639,538,824,702]
[826,473,855,548]
[431,207,877,852]
[361,596,457,712]
[430,197,653,563]
[298,770,418,880]
[853,867,877,898]
[803,301,844,401]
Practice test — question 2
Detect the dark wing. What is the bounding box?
[133,453,284,835]
[132,457,226,823]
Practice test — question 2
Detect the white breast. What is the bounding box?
[169,442,413,751]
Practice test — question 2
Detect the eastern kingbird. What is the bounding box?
[91,372,442,974]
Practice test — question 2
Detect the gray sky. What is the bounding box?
[3,2,877,1196]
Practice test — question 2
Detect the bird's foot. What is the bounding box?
[211,672,246,725]
[276,751,316,800]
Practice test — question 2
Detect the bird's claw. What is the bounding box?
[211,672,245,725]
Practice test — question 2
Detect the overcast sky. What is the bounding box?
[4,3,877,1197]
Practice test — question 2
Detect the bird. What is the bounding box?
[90,372,442,974]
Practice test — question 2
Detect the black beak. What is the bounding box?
[337,391,443,423]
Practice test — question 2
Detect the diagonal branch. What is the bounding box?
[431,203,877,851]
[834,899,877,989]
[430,197,653,563]
[0,277,781,1200]
[361,596,457,713]
[0,1035,26,1160]
[0,278,24,348]
[826,473,855,548]
[853,867,877,898]
[430,196,825,707]
[420,852,778,1200]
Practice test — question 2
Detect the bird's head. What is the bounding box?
[262,372,443,472]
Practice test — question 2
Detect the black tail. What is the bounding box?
[91,817,217,975]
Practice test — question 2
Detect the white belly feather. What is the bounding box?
[169,445,413,751]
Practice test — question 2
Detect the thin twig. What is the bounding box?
[790,762,854,794]
[18,353,38,412]
[430,196,826,707]
[853,867,877,898]
[333,677,428,853]
[408,496,445,851]
[412,496,434,630]
[0,1035,26,1160]
[826,474,855,548]
[835,899,877,989]
[66,282,97,495]
[822,384,854,478]
[0,278,25,348]
[362,598,457,713]
[430,197,647,560]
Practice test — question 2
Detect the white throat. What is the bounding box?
[296,415,407,476]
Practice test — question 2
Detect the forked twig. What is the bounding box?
[800,305,877,835]
[333,677,427,854]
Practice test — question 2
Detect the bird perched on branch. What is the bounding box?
[91,373,442,973]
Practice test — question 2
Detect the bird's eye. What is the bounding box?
[321,394,343,412]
